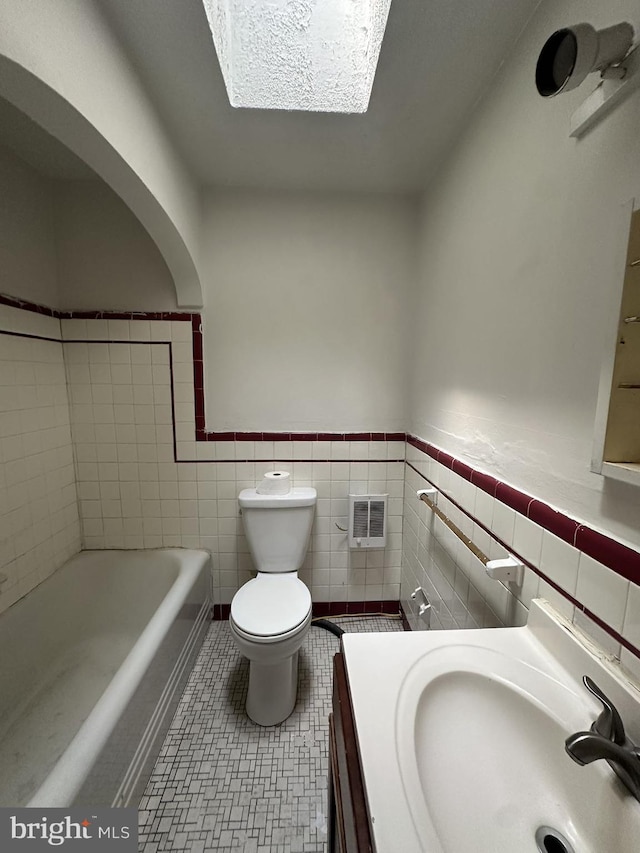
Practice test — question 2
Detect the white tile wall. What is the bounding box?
[0,308,81,613]
[402,440,640,679]
[64,319,404,606]
[402,464,532,631]
[6,301,637,671]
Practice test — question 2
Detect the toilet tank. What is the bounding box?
[238,488,316,572]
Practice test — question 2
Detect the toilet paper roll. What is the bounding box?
[256,471,292,495]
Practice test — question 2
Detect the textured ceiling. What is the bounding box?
[0,0,542,192]
[96,0,541,193]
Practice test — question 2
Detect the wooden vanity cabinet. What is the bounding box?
[328,652,373,853]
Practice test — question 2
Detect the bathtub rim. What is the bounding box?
[26,547,211,808]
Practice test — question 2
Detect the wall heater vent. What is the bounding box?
[348,494,388,549]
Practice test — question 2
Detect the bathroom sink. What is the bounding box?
[395,645,638,853]
[341,600,640,853]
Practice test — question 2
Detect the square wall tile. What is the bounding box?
[576,553,629,633]
[539,531,580,596]
[622,582,640,651]
[513,514,544,566]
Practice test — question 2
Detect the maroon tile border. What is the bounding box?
[312,600,400,617]
[1,292,200,323]
[59,310,195,321]
[0,293,57,317]
[574,525,640,586]
[407,434,640,586]
[212,600,400,621]
[407,442,640,660]
[212,603,231,620]
[8,291,638,640]
[495,482,534,517]
[2,292,409,446]
[200,430,407,442]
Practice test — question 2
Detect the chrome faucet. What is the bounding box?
[565,675,640,801]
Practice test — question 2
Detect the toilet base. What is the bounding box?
[246,651,299,726]
[229,611,311,727]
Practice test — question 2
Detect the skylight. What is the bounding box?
[202,0,392,113]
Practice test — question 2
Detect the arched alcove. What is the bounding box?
[0,47,202,307]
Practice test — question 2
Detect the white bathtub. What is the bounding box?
[0,548,211,808]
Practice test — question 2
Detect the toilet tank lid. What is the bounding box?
[239,487,317,508]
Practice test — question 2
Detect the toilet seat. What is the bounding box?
[230,573,311,639]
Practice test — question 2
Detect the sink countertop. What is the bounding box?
[341,599,640,853]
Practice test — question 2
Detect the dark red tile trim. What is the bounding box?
[60,310,195,321]
[452,458,475,482]
[213,603,231,620]
[200,430,409,442]
[4,292,410,446]
[529,501,580,548]
[407,443,640,655]
[1,290,196,321]
[408,433,640,583]
[8,293,637,598]
[180,458,406,464]
[495,482,533,517]
[317,600,401,617]
[470,469,500,496]
[575,525,640,586]
[406,458,640,658]
[436,449,455,468]
[212,600,400,621]
[0,292,57,316]
[193,360,204,390]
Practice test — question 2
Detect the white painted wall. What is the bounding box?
[0,0,202,306]
[55,181,177,312]
[0,144,58,306]
[0,140,177,312]
[200,190,417,431]
[409,0,640,545]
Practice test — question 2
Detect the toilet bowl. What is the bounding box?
[230,573,312,726]
[230,485,316,726]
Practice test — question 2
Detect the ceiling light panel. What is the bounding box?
[202,0,392,113]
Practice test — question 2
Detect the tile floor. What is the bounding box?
[139,615,403,853]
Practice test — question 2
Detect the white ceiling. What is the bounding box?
[0,1,542,192]
[96,0,542,194]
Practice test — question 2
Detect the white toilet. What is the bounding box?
[229,485,316,726]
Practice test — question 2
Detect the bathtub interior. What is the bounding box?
[0,549,206,807]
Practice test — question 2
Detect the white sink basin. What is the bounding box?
[396,645,637,853]
[341,600,640,853]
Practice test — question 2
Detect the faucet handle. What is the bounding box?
[583,675,626,745]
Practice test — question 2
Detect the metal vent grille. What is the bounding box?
[353,501,370,538]
[348,494,388,549]
[369,501,385,538]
